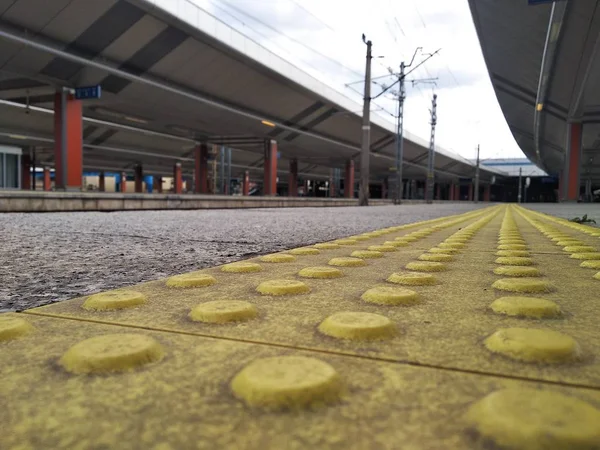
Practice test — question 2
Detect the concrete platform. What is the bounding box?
[0,191,441,212]
[2,205,600,449]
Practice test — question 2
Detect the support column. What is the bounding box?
[54,91,82,190]
[43,167,51,191]
[119,172,127,193]
[156,176,163,194]
[435,184,441,201]
[243,171,250,196]
[134,165,143,193]
[288,158,298,197]
[449,184,454,201]
[382,177,388,199]
[21,154,31,190]
[484,185,491,202]
[562,122,582,201]
[263,139,278,196]
[344,160,355,198]
[99,171,105,192]
[194,143,209,194]
[468,183,473,201]
[174,163,183,194]
[329,169,335,198]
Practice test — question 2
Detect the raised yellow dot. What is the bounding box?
[260,254,296,263]
[333,239,358,246]
[484,328,580,363]
[60,334,164,374]
[406,261,447,272]
[348,235,370,241]
[256,280,310,296]
[581,260,600,269]
[298,266,343,279]
[0,316,34,341]
[221,262,263,273]
[328,257,367,267]
[410,230,431,238]
[495,256,533,266]
[387,271,435,285]
[318,312,395,340]
[351,250,383,259]
[418,253,453,262]
[289,247,320,256]
[313,243,341,250]
[166,273,216,288]
[570,252,600,260]
[189,300,257,323]
[445,237,469,243]
[498,239,526,245]
[493,266,540,277]
[384,240,409,247]
[361,286,420,305]
[231,356,342,409]
[367,245,396,252]
[497,244,527,250]
[396,236,418,243]
[428,247,457,254]
[556,240,585,246]
[563,246,596,253]
[438,242,464,249]
[495,250,530,257]
[490,296,560,318]
[465,389,600,450]
[492,278,552,293]
[83,290,146,311]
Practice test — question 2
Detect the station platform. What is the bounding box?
[1,205,600,449]
[0,191,405,212]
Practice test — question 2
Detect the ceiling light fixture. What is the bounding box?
[261,120,276,127]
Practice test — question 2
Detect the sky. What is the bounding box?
[191,0,526,161]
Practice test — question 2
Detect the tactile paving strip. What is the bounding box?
[3,205,600,449]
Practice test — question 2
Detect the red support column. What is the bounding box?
[43,167,51,191]
[194,143,209,194]
[174,163,183,194]
[288,158,298,197]
[243,171,250,196]
[134,165,143,193]
[344,160,355,198]
[54,92,82,190]
[468,183,473,201]
[21,154,31,190]
[564,122,582,201]
[99,171,105,192]
[484,185,491,202]
[263,140,278,196]
[120,172,127,193]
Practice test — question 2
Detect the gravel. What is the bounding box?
[0,203,485,311]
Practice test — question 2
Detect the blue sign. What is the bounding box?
[74,85,102,100]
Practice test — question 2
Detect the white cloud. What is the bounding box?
[193,0,525,160]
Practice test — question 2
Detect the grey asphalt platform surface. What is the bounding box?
[0,204,487,311]
[525,203,600,226]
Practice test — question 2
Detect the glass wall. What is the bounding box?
[0,146,22,189]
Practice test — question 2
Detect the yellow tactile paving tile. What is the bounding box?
[23,206,600,390]
[2,314,600,449]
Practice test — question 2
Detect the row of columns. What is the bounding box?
[32,89,500,200]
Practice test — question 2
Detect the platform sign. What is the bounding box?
[74,85,101,100]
